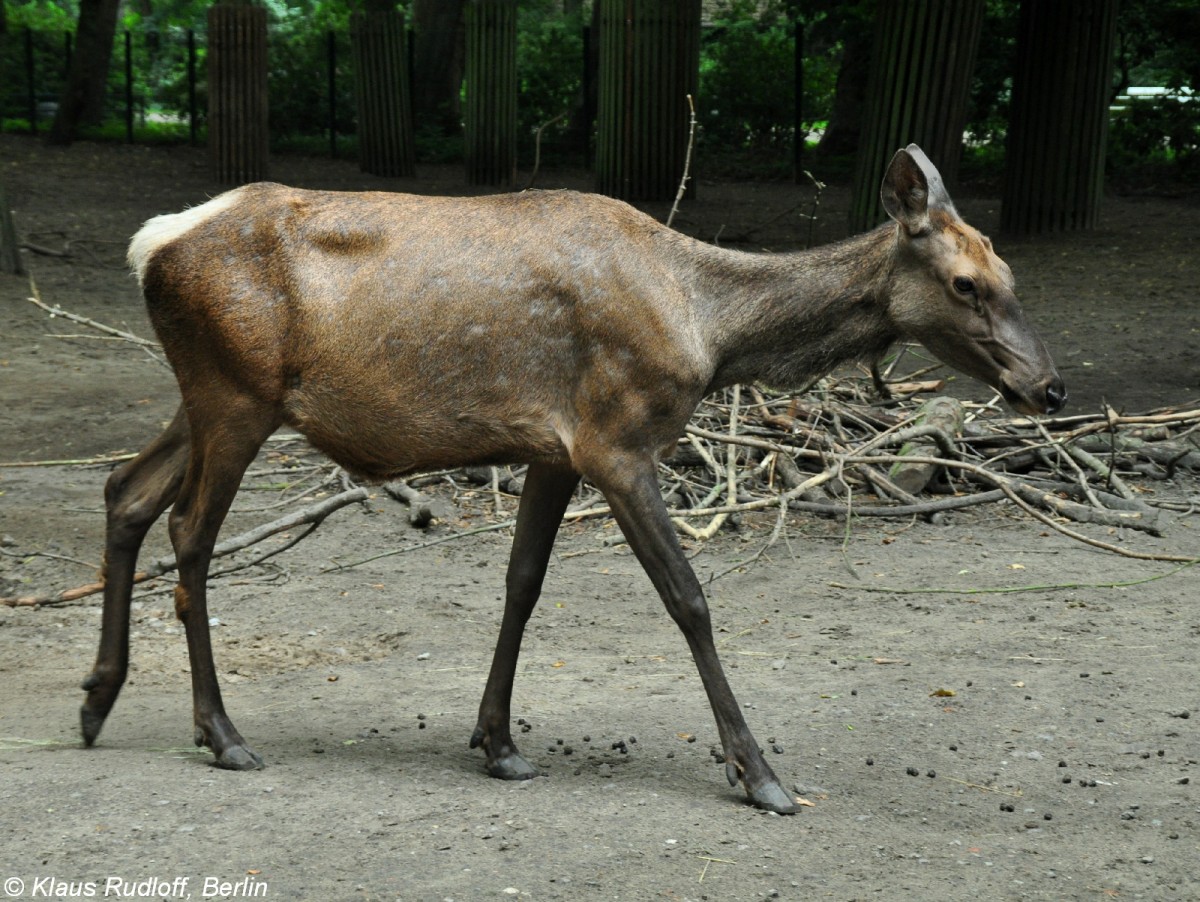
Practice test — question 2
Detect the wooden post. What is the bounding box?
[207,4,269,185]
[849,0,984,232]
[595,0,701,202]
[464,0,517,186]
[0,179,24,276]
[1001,0,1119,235]
[352,9,416,178]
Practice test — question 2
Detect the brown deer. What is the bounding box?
[82,145,1064,814]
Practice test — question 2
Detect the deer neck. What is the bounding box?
[692,225,901,393]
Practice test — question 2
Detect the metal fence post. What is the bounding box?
[124,30,133,143]
[25,28,37,134]
[187,29,197,146]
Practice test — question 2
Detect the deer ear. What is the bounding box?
[881,144,957,236]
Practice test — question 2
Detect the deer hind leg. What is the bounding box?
[82,405,191,747]
[166,392,280,770]
[586,452,802,814]
[471,463,580,780]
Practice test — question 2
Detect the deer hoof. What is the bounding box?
[212,744,265,771]
[80,705,107,747]
[486,753,540,781]
[195,726,264,770]
[80,669,123,746]
[747,780,803,815]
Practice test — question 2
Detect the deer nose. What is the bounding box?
[1044,378,1067,415]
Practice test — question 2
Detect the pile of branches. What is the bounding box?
[656,373,1198,561]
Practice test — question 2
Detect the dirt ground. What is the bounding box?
[1,133,1198,901]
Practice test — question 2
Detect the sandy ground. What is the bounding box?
[1,134,1198,901]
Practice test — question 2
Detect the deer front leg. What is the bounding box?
[591,454,802,814]
[471,463,580,779]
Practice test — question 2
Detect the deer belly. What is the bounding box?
[280,374,571,481]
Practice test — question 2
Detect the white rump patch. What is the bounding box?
[127,187,246,286]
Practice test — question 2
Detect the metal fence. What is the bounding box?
[1,25,355,153]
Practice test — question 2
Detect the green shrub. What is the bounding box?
[1109,92,1200,176]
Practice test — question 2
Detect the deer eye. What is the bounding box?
[952,276,976,295]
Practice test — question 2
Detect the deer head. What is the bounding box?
[882,145,1066,416]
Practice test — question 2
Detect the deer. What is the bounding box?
[81,145,1064,814]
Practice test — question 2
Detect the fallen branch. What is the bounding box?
[383,480,443,528]
[27,280,168,368]
[831,559,1198,596]
[27,293,160,350]
[2,487,369,607]
[0,452,138,468]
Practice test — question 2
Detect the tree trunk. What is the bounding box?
[47,0,122,145]
[814,26,871,160]
[849,0,984,231]
[1000,0,1119,235]
[207,4,269,184]
[595,0,701,202]
[0,7,24,276]
[464,0,517,185]
[412,0,466,135]
[352,8,416,177]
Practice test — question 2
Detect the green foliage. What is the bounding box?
[267,25,352,141]
[1115,0,1200,93]
[1108,0,1200,179]
[0,21,72,129]
[1109,93,1200,176]
[698,0,795,156]
[515,0,583,163]
[965,0,1017,146]
[8,0,1195,183]
[77,117,193,144]
[5,1,77,32]
[414,121,464,165]
[693,0,842,177]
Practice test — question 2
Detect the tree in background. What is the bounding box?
[353,0,415,176]
[1108,0,1200,177]
[963,0,1019,157]
[1,0,27,275]
[207,2,269,184]
[515,0,585,164]
[699,0,794,159]
[1001,0,1120,234]
[47,0,122,144]
[849,0,984,231]
[808,0,874,161]
[412,0,465,137]
[594,0,701,201]
[4,0,1193,190]
[464,0,516,185]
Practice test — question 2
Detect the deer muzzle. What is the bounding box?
[999,370,1068,416]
